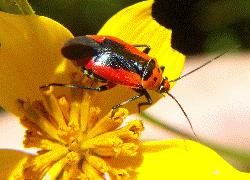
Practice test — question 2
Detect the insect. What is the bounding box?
[41,35,229,136]
[41,35,171,111]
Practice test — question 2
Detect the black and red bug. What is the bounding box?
[42,35,171,111]
[41,35,228,136]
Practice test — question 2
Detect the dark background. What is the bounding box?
[24,0,250,55]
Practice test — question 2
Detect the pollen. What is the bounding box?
[13,75,144,179]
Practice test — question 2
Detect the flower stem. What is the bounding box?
[15,0,34,15]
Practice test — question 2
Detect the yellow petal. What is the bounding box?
[104,139,249,179]
[0,150,31,179]
[137,140,250,179]
[95,0,185,114]
[0,12,75,116]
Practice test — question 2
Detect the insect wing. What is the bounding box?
[61,36,100,64]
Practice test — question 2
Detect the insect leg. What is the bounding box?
[40,82,115,92]
[111,89,152,113]
[133,44,151,54]
[136,89,152,112]
[160,66,165,73]
[111,93,144,111]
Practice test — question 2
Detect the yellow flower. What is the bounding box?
[0,0,249,179]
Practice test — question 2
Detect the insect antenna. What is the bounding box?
[163,92,197,138]
[169,46,240,83]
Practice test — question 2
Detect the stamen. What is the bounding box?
[42,89,67,129]
[42,157,68,180]
[82,162,103,179]
[68,100,80,129]
[114,143,139,157]
[80,92,91,132]
[112,120,144,139]
[19,100,62,142]
[15,76,141,179]
[87,106,101,130]
[80,135,123,150]
[92,142,139,157]
[86,108,128,139]
[68,74,83,129]
[86,155,109,173]
[31,147,69,171]
[58,97,70,123]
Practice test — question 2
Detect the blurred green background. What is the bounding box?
[1,0,249,55]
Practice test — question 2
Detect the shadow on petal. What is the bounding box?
[0,149,31,179]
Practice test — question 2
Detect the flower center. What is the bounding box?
[15,84,144,179]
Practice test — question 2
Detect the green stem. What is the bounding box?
[15,0,34,15]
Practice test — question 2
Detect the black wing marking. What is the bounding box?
[61,36,100,60]
[94,39,147,76]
